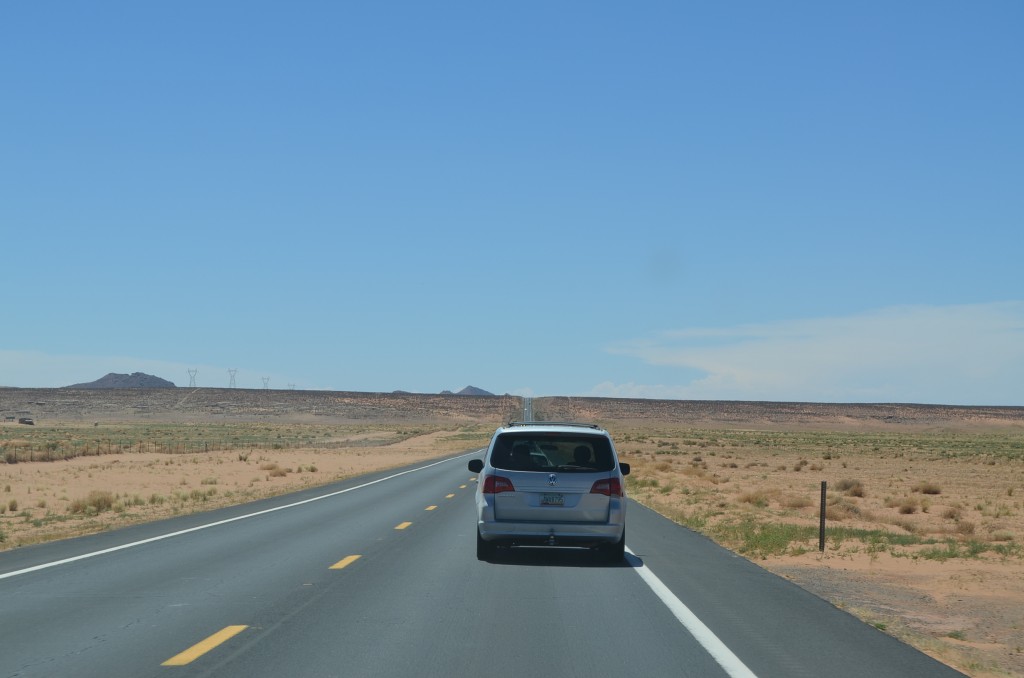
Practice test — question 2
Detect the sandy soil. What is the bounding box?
[0,428,484,548]
[768,552,1024,677]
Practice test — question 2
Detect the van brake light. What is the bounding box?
[482,475,516,494]
[590,478,623,497]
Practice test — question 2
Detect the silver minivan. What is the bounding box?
[468,422,630,562]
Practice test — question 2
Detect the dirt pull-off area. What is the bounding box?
[768,553,1024,676]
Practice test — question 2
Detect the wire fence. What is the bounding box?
[0,438,408,464]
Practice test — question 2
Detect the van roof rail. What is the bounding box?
[506,421,601,429]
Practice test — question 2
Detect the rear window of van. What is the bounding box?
[490,433,615,472]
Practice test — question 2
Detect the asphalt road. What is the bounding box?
[0,450,965,678]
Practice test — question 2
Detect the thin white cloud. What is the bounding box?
[600,302,1024,405]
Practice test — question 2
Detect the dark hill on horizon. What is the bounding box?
[440,385,494,396]
[456,385,494,396]
[65,372,177,389]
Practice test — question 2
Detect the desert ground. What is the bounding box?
[3,388,1023,677]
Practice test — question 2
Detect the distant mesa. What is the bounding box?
[65,372,177,389]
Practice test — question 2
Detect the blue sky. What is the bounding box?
[2,2,1022,405]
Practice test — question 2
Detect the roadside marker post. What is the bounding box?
[819,481,827,552]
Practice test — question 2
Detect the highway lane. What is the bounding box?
[0,450,964,678]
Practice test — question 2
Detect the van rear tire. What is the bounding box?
[477,528,496,561]
[597,529,625,563]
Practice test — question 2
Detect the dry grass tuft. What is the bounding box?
[836,479,865,497]
[739,491,771,507]
[898,498,919,514]
[912,481,942,495]
[824,505,848,521]
[892,518,918,533]
[69,490,114,514]
[941,507,962,520]
[955,520,976,536]
[781,495,813,509]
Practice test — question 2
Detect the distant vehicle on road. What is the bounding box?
[468,421,630,562]
[17,417,34,425]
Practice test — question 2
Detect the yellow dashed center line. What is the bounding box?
[395,521,412,530]
[459,484,467,489]
[445,493,455,499]
[330,554,361,570]
[425,505,437,511]
[162,625,248,666]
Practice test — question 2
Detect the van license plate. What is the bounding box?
[542,493,564,506]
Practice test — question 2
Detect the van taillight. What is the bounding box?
[482,475,515,494]
[590,478,623,497]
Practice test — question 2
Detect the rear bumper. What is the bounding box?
[475,490,626,547]
[477,519,624,547]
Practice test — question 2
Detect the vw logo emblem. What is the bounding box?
[548,474,557,486]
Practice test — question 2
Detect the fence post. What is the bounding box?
[819,480,827,552]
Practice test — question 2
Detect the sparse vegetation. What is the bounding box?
[0,412,483,552]
[0,419,465,462]
[612,421,1023,574]
[912,481,943,495]
[898,498,919,515]
[781,495,813,509]
[69,491,114,515]
[739,490,771,508]
[836,479,865,497]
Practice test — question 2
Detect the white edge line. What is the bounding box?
[0,449,484,581]
[626,546,758,678]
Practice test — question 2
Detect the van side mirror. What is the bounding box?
[619,462,630,476]
[468,459,483,473]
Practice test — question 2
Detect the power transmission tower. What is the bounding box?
[262,377,270,390]
[188,369,198,387]
[228,369,237,388]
